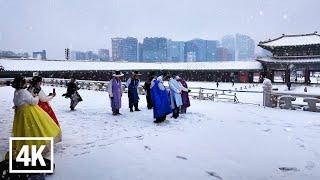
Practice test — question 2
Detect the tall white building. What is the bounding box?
[167,40,185,62]
[221,34,255,61]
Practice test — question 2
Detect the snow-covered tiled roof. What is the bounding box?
[0,59,262,71]
[257,57,320,64]
[259,32,320,47]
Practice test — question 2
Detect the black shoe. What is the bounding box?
[153,120,162,123]
[135,108,141,111]
[130,108,134,112]
[112,112,117,115]
[116,110,122,115]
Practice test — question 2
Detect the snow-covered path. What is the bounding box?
[1,84,320,180]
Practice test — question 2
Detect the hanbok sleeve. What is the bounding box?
[38,89,53,102]
[126,78,131,88]
[169,80,180,93]
[158,82,166,91]
[108,80,113,97]
[22,89,39,105]
[179,82,188,92]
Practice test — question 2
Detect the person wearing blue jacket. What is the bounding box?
[150,73,172,123]
[126,71,142,112]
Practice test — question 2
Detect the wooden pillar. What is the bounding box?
[285,67,291,83]
[248,72,254,83]
[305,67,310,84]
[270,70,274,83]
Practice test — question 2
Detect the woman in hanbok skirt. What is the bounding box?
[11,76,61,158]
[28,76,60,126]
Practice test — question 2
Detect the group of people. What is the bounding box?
[3,70,190,159]
[106,70,191,123]
[2,76,61,169]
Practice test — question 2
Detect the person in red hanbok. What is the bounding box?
[28,76,60,127]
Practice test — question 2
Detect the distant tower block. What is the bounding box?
[33,50,46,60]
[65,48,70,60]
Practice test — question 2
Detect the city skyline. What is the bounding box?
[0,0,319,59]
[1,34,255,62]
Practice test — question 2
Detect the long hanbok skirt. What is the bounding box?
[38,101,60,127]
[11,104,61,158]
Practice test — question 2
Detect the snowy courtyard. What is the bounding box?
[1,83,320,180]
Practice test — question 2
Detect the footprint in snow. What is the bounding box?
[144,146,151,150]
[262,129,271,132]
[305,161,316,170]
[206,171,223,179]
[176,155,188,160]
[283,128,292,132]
[279,167,299,172]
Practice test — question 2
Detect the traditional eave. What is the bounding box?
[256,57,320,64]
[258,32,320,48]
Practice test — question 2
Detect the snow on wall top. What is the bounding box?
[257,57,320,64]
[259,32,320,47]
[0,59,262,71]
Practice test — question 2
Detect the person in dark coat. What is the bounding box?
[126,71,142,112]
[176,76,191,114]
[62,77,83,110]
[150,73,172,123]
[287,81,292,91]
[143,72,155,109]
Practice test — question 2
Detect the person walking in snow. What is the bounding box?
[176,75,191,114]
[216,81,219,88]
[168,74,183,119]
[126,71,142,112]
[108,70,124,115]
[143,72,155,109]
[287,81,292,91]
[150,72,172,123]
[63,77,83,110]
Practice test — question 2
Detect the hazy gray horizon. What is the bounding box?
[1,0,319,59]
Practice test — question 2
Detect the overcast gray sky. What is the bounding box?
[0,0,319,59]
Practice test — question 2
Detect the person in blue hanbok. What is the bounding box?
[126,71,142,112]
[150,73,172,123]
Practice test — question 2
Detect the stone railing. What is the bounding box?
[263,78,320,112]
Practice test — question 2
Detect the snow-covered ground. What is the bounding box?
[1,82,320,180]
[0,59,262,71]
